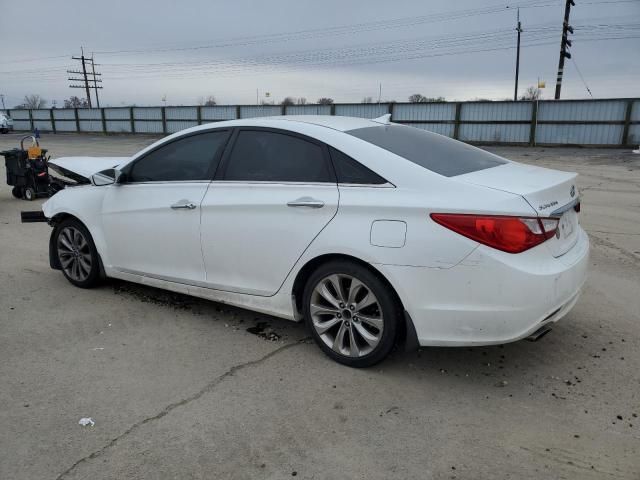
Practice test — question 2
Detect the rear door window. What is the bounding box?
[347,125,506,177]
[223,130,335,183]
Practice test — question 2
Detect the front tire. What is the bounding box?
[54,219,101,288]
[23,187,35,201]
[303,260,400,367]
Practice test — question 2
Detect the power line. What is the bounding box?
[1,0,558,68]
[0,54,72,65]
[94,29,636,79]
[2,27,635,83]
[571,57,594,96]
[100,34,640,82]
[0,0,634,70]
[91,0,551,57]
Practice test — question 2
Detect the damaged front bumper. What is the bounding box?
[21,210,48,223]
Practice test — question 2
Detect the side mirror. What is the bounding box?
[91,168,122,186]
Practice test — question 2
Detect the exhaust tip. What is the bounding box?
[526,325,552,342]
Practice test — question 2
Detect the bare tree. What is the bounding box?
[317,97,334,105]
[409,94,445,103]
[361,96,373,104]
[409,93,427,103]
[281,96,296,106]
[63,96,89,108]
[520,86,542,101]
[296,97,307,105]
[198,95,217,106]
[22,94,47,109]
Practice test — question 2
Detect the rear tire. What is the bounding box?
[303,260,400,367]
[54,218,101,288]
[11,187,22,198]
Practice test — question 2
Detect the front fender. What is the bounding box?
[43,185,109,264]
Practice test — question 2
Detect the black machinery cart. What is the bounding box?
[1,136,63,200]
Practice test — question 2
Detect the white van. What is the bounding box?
[1,111,15,133]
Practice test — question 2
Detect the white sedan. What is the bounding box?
[40,115,589,367]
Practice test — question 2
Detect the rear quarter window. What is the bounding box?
[346,125,506,177]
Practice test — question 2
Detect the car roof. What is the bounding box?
[180,115,379,134]
[269,115,378,131]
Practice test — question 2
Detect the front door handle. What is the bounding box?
[170,202,197,210]
[287,197,325,209]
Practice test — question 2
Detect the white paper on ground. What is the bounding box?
[78,417,95,427]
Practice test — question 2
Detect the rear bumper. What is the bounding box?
[377,227,590,346]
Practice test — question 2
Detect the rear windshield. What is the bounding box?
[346,125,506,177]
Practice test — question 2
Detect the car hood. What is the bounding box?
[48,156,129,183]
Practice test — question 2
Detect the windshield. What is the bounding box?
[346,124,506,177]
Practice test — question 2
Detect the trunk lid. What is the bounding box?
[48,156,129,184]
[455,162,580,257]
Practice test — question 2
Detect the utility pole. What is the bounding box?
[89,56,101,108]
[67,47,102,108]
[0,94,5,110]
[514,8,522,101]
[554,0,575,99]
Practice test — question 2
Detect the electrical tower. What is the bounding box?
[554,0,575,99]
[67,47,102,107]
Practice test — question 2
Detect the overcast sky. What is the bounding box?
[1,0,638,107]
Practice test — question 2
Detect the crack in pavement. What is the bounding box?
[55,339,309,480]
[589,233,640,266]
[588,230,640,236]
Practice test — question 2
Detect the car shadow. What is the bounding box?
[106,278,596,391]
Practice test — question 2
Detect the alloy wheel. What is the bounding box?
[310,274,384,357]
[57,226,92,282]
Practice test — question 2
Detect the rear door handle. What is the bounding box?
[287,197,325,209]
[170,202,197,210]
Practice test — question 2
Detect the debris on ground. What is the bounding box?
[112,281,195,310]
[78,417,95,427]
[246,321,281,341]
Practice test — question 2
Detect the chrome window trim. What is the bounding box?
[208,180,338,187]
[119,180,212,186]
[549,197,581,217]
[205,180,395,188]
[337,182,396,188]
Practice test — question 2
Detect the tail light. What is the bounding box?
[430,213,559,254]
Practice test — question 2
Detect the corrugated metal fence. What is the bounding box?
[8,98,640,147]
